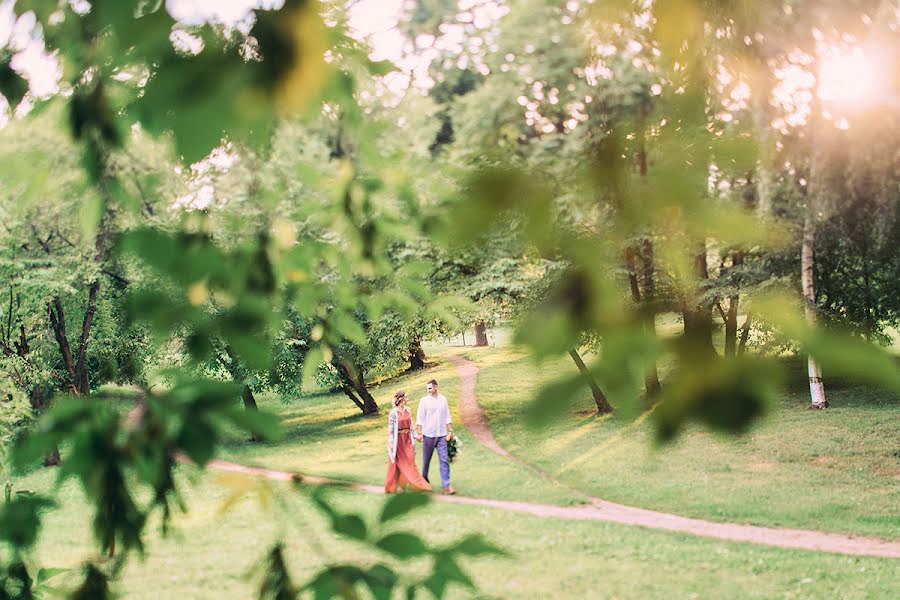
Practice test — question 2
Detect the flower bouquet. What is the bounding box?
[447,436,461,462]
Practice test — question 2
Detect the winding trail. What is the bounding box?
[187,355,900,559]
[445,354,900,559]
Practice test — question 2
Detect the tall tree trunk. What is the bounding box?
[625,245,662,397]
[336,361,378,415]
[74,280,100,396]
[624,247,642,304]
[241,384,261,442]
[640,239,662,395]
[568,348,612,414]
[724,298,739,357]
[460,330,466,346]
[43,446,61,467]
[738,313,752,356]
[682,242,717,358]
[29,385,46,411]
[474,321,488,347]
[407,338,426,371]
[802,212,828,409]
[723,252,743,358]
[49,286,100,397]
[802,114,828,410]
[48,298,77,392]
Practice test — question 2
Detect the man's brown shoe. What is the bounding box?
[442,486,456,495]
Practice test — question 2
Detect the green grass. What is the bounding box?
[9,342,900,598]
[464,345,900,539]
[17,468,900,599]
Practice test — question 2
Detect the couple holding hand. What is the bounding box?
[385,379,456,495]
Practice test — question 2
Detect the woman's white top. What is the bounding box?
[387,406,415,463]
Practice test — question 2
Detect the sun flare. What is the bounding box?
[817,47,878,107]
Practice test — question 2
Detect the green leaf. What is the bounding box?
[222,407,284,442]
[653,356,782,443]
[12,431,58,471]
[332,514,368,541]
[330,309,368,345]
[375,532,428,558]
[366,59,397,76]
[301,347,326,389]
[423,554,474,598]
[378,492,429,523]
[11,0,59,22]
[258,544,297,600]
[309,490,368,541]
[120,229,179,276]
[449,534,506,557]
[0,56,29,109]
[309,487,337,519]
[364,564,397,600]
[525,372,591,428]
[35,567,69,586]
[79,195,104,242]
[805,330,900,394]
[70,564,112,600]
[0,494,56,549]
[176,419,219,466]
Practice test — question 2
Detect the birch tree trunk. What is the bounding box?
[802,211,828,409]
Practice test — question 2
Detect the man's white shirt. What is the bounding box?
[416,393,451,437]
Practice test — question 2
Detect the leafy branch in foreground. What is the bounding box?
[251,487,506,600]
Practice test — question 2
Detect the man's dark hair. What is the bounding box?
[427,379,438,386]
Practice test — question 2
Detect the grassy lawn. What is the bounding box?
[16,468,900,599]
[9,341,899,598]
[464,345,900,540]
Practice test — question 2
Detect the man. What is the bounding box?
[415,379,455,495]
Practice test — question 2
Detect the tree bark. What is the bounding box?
[29,385,47,411]
[568,348,612,414]
[407,338,426,371]
[737,313,752,356]
[474,321,488,346]
[43,446,61,467]
[48,298,78,392]
[337,361,378,415]
[241,384,261,442]
[682,241,717,358]
[802,212,828,409]
[624,247,642,304]
[625,244,663,397]
[639,239,662,395]
[723,252,743,358]
[74,280,101,396]
[724,297,739,357]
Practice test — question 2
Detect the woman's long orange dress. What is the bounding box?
[385,411,431,493]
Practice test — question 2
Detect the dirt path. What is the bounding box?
[181,354,900,559]
[444,354,900,559]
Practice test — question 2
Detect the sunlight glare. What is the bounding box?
[817,47,878,107]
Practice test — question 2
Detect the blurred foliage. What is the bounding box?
[1,0,899,597]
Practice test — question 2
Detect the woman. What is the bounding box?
[385,390,431,493]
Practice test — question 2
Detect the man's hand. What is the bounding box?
[446,432,454,442]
